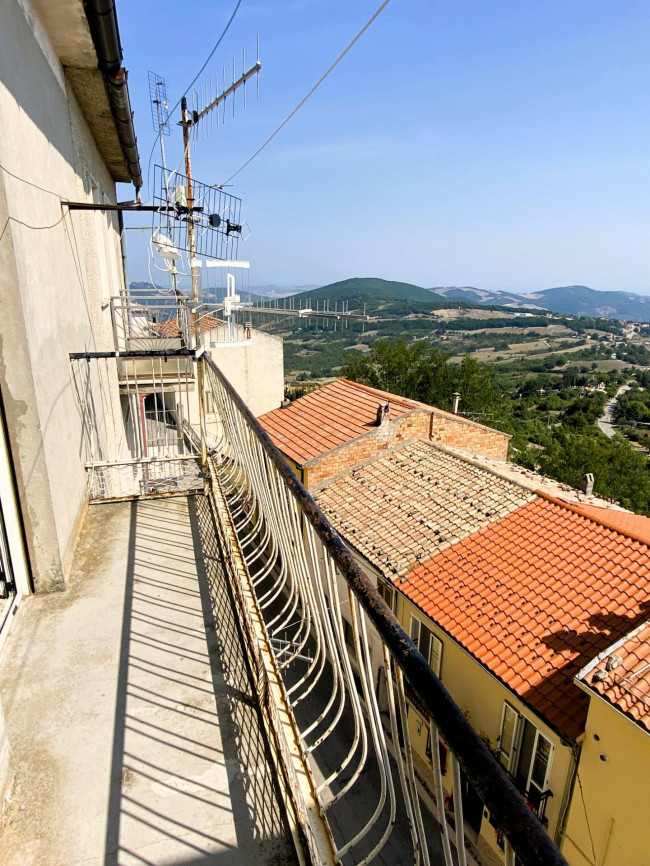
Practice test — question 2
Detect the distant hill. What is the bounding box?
[289,277,452,309]
[528,286,650,321]
[432,284,650,322]
[432,286,546,310]
[250,284,319,298]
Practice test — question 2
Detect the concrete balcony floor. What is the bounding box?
[0,496,296,866]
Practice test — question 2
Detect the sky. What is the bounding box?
[118,0,650,293]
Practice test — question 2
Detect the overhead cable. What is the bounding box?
[145,0,243,199]
[220,0,394,186]
[0,162,63,198]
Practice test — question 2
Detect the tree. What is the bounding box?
[342,340,506,421]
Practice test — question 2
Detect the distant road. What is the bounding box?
[598,385,630,437]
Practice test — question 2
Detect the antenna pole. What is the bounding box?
[181,95,207,471]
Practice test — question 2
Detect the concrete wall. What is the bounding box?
[0,0,126,591]
[207,328,284,417]
[0,697,12,806]
[561,695,650,866]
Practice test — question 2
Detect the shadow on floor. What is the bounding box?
[104,496,296,866]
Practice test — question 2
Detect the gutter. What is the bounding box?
[83,0,143,192]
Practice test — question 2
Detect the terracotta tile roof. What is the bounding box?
[314,440,533,578]
[259,379,418,465]
[259,378,501,466]
[441,446,621,511]
[577,622,650,733]
[153,314,225,337]
[402,496,650,740]
[567,503,650,545]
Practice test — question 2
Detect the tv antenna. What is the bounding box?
[179,39,261,321]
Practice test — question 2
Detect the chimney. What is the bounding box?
[452,392,461,414]
[375,402,390,426]
[580,473,595,496]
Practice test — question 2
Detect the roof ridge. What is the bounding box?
[576,618,650,684]
[338,379,511,435]
[430,442,541,495]
[535,490,650,549]
[338,378,418,410]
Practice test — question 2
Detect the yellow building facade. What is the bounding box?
[397,594,577,865]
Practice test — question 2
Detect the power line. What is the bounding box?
[0,162,63,198]
[220,0,394,187]
[144,0,243,200]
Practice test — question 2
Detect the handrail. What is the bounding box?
[202,352,569,866]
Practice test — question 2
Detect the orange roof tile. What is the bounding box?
[259,379,417,465]
[566,502,650,545]
[577,622,650,733]
[402,497,650,740]
[314,440,533,577]
[153,314,225,337]
[259,378,501,466]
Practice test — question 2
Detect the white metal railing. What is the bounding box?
[201,354,569,866]
[68,342,570,864]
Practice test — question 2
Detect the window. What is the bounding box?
[377,580,395,611]
[498,703,520,771]
[410,615,442,676]
[498,704,553,817]
[426,726,448,774]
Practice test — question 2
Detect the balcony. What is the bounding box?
[0,495,297,865]
[0,351,570,866]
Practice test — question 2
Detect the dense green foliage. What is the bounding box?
[342,339,650,515]
[342,341,505,420]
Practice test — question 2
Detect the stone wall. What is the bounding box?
[305,409,509,487]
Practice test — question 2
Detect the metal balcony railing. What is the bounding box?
[200,353,569,866]
[69,344,569,865]
[109,294,251,357]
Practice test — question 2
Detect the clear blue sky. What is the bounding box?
[119,0,650,293]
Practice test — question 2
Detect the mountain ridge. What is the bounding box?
[432,284,650,321]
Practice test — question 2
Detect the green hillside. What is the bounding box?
[288,277,451,309]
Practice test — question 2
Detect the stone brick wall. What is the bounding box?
[429,415,509,461]
[305,409,509,486]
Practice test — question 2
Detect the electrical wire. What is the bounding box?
[220,0,394,186]
[576,770,598,865]
[144,0,243,200]
[0,162,63,198]
[0,212,67,245]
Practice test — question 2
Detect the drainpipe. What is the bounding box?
[83,0,143,193]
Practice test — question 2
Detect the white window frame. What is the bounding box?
[498,703,554,797]
[498,702,521,771]
[526,728,553,801]
[409,615,442,677]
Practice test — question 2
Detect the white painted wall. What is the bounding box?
[0,0,127,591]
[207,328,284,417]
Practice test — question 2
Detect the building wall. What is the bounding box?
[207,328,284,417]
[561,695,650,866]
[429,414,509,460]
[304,409,510,487]
[306,411,432,486]
[0,0,126,591]
[396,594,576,863]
